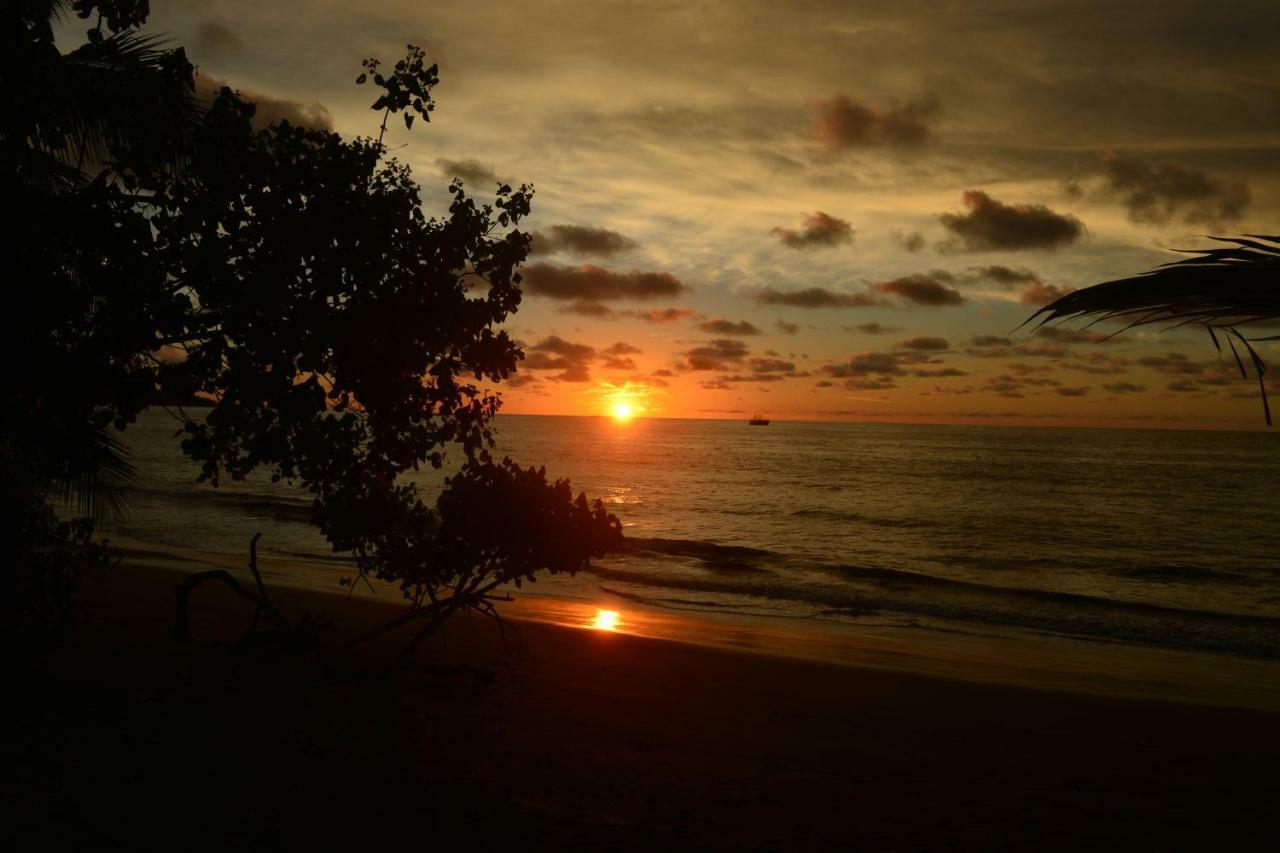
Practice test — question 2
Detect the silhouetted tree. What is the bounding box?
[1024,235,1279,424]
[4,1,621,646]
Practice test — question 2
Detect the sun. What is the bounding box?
[592,609,621,631]
[610,401,634,421]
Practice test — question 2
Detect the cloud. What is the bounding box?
[892,229,926,253]
[436,158,501,186]
[1019,282,1075,306]
[603,342,642,356]
[522,263,687,301]
[971,335,1012,347]
[968,265,1040,288]
[747,357,798,374]
[681,338,750,371]
[915,367,966,377]
[195,21,243,58]
[939,190,1084,252]
[1067,150,1250,225]
[849,323,902,335]
[529,224,638,257]
[821,351,939,378]
[811,94,938,150]
[522,335,597,382]
[1055,386,1091,397]
[1103,382,1147,394]
[1034,326,1112,344]
[771,212,854,249]
[775,320,800,335]
[756,286,883,308]
[897,336,950,351]
[872,273,965,306]
[625,307,694,323]
[698,318,762,336]
[195,74,333,131]
[1137,353,1204,375]
[1062,353,1131,374]
[558,300,617,318]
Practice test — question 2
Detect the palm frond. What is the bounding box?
[52,425,137,525]
[1020,235,1280,425]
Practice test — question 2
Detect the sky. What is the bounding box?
[144,1,1279,428]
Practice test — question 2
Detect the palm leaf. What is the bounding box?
[51,424,137,525]
[1020,235,1280,424]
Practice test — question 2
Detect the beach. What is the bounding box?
[8,546,1278,850]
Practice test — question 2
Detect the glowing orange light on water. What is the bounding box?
[610,401,634,422]
[592,609,621,631]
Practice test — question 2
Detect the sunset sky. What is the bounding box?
[136,1,1278,427]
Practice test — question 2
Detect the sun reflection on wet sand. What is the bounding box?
[592,609,621,631]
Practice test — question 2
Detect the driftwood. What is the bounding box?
[172,534,522,679]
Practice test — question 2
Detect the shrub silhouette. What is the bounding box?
[5,1,622,651]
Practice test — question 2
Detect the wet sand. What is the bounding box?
[6,549,1279,850]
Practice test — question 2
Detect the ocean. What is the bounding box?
[114,410,1280,662]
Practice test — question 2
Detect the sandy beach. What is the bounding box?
[7,546,1278,850]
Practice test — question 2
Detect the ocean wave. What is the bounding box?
[587,558,1280,659]
[789,508,935,528]
[126,486,314,524]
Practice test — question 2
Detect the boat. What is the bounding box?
[748,413,770,426]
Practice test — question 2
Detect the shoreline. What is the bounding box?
[112,536,1280,711]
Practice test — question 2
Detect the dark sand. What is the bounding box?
[6,555,1279,851]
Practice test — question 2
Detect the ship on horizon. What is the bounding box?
[748,413,770,426]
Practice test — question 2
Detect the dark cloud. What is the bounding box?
[775,320,800,335]
[915,367,967,377]
[195,74,332,131]
[625,307,694,323]
[1055,386,1091,397]
[971,335,1012,347]
[523,263,687,301]
[502,373,542,389]
[844,377,898,390]
[1103,382,1147,394]
[747,357,798,374]
[1062,353,1131,374]
[771,212,854,249]
[1019,282,1074,306]
[558,300,617,318]
[1035,326,1112,344]
[436,158,501,186]
[811,94,938,150]
[757,287,883,308]
[1137,353,1204,375]
[682,338,750,371]
[939,190,1084,252]
[849,323,902,335]
[873,273,965,306]
[822,351,935,378]
[1067,150,1250,225]
[603,342,642,356]
[968,265,1040,288]
[698,318,762,336]
[897,336,950,351]
[601,356,636,371]
[522,335,596,382]
[529,224,638,257]
[892,229,926,253]
[195,21,243,58]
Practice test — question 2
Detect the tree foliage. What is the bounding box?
[4,1,622,645]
